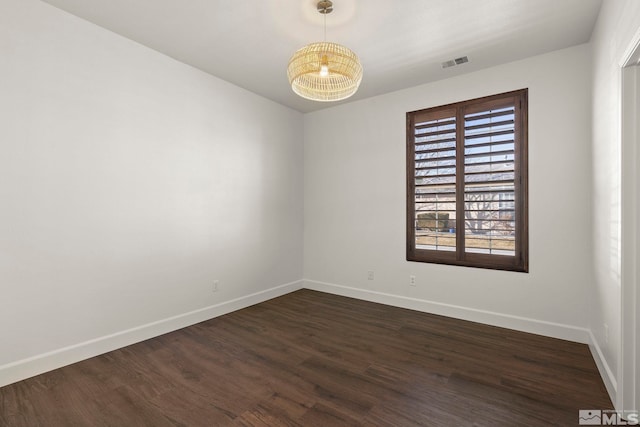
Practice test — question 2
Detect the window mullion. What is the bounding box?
[455,106,466,261]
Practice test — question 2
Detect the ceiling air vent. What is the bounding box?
[442,56,469,69]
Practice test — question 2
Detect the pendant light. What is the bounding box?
[287,0,363,102]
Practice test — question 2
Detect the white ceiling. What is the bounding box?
[40,0,602,113]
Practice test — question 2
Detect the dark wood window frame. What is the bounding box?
[406,89,528,272]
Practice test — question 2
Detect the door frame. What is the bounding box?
[619,26,640,412]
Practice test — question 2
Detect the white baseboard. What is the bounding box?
[305,278,619,407]
[588,329,618,407]
[3,278,616,408]
[0,280,303,388]
[303,279,591,344]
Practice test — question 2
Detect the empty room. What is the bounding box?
[1,0,639,425]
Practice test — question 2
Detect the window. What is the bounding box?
[406,89,528,272]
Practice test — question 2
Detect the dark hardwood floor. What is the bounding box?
[0,289,612,426]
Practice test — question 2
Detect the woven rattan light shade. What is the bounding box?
[287,41,363,102]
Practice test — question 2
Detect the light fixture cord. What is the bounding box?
[323,8,326,42]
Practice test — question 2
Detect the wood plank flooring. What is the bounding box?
[0,289,612,426]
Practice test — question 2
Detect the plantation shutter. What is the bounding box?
[412,108,457,253]
[463,102,517,256]
[407,89,528,272]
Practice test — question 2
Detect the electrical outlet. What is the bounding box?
[604,323,609,344]
[212,280,219,292]
[410,275,416,286]
[367,270,374,280]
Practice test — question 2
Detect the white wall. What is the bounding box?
[0,0,303,386]
[2,0,632,403]
[304,44,594,342]
[590,0,640,408]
